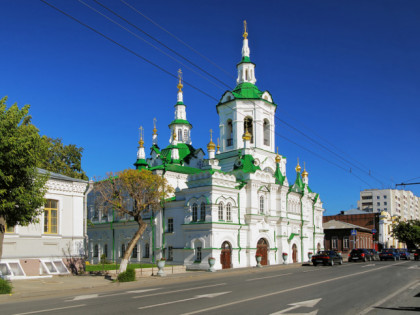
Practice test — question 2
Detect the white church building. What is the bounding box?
[87,25,324,269]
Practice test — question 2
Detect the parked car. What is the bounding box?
[397,248,411,260]
[379,249,401,261]
[348,249,371,262]
[367,249,380,261]
[414,249,420,261]
[312,250,343,266]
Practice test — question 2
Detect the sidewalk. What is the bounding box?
[0,263,303,303]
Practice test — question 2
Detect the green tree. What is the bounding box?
[0,97,49,259]
[392,219,420,250]
[40,137,88,180]
[93,169,173,273]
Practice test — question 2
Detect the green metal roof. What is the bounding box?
[234,154,261,173]
[232,82,263,99]
[289,172,304,193]
[274,163,286,185]
[168,119,192,127]
[159,143,197,165]
[134,158,149,170]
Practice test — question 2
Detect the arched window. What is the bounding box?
[103,244,108,258]
[260,196,264,214]
[263,119,270,146]
[200,202,206,221]
[226,119,233,147]
[192,203,198,222]
[245,69,249,81]
[121,244,126,258]
[178,129,182,141]
[218,202,224,221]
[184,129,188,142]
[132,244,138,258]
[144,243,150,258]
[226,203,232,221]
[244,117,254,143]
[94,244,98,258]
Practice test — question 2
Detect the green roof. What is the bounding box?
[159,143,199,165]
[168,119,192,127]
[274,163,286,185]
[237,56,253,65]
[289,172,304,193]
[150,144,160,155]
[232,82,263,99]
[134,158,149,170]
[234,154,261,173]
[149,163,202,175]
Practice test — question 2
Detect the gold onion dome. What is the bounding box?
[207,129,216,150]
[138,139,144,148]
[242,130,252,141]
[243,20,248,39]
[295,158,301,173]
[153,127,157,135]
[217,138,220,151]
[275,147,281,163]
[302,162,308,178]
[177,69,183,92]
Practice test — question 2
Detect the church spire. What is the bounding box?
[177,68,183,103]
[237,21,256,85]
[134,126,148,170]
[241,20,250,59]
[152,118,158,146]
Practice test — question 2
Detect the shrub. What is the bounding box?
[0,278,12,294]
[117,269,136,282]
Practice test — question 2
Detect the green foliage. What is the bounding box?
[39,137,87,180]
[86,263,154,271]
[117,268,136,282]
[0,278,12,294]
[392,219,420,249]
[0,96,49,258]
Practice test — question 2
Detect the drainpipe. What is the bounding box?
[312,202,316,253]
[300,194,304,262]
[151,211,155,264]
[237,192,242,264]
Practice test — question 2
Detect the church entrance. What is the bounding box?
[256,238,269,265]
[292,244,298,263]
[220,241,232,269]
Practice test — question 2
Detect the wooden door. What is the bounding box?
[257,238,269,265]
[292,244,298,263]
[220,241,232,269]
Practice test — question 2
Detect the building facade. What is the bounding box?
[87,25,325,270]
[1,170,88,279]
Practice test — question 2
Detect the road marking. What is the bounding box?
[72,294,99,300]
[65,288,161,302]
[270,298,321,314]
[138,291,231,310]
[181,262,408,315]
[132,283,226,299]
[362,264,376,268]
[358,279,419,315]
[13,304,86,315]
[126,288,160,294]
[408,265,419,269]
[246,273,292,281]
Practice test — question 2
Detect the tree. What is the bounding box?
[0,97,49,259]
[40,137,88,180]
[392,219,420,250]
[93,169,174,272]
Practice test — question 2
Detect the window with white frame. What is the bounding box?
[343,237,349,249]
[144,243,150,258]
[260,196,265,214]
[167,218,174,233]
[192,203,198,222]
[104,244,108,258]
[94,244,99,258]
[200,202,206,221]
[226,203,232,221]
[332,237,338,249]
[184,130,188,142]
[121,244,126,258]
[218,202,224,221]
[196,247,202,262]
[178,129,182,141]
[168,246,173,261]
[132,244,138,258]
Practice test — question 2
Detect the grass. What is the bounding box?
[0,278,12,294]
[86,263,155,272]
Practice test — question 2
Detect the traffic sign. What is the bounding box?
[351,229,357,236]
[372,229,377,233]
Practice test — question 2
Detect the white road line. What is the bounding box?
[65,288,161,302]
[72,294,98,301]
[126,288,160,293]
[361,264,376,268]
[132,283,227,299]
[13,304,86,315]
[246,273,292,281]
[181,262,408,315]
[358,279,419,315]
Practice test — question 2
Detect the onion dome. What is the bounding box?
[275,147,281,163]
[207,129,216,151]
[295,158,301,173]
[242,129,252,141]
[302,162,308,178]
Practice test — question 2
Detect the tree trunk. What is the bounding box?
[0,216,5,260]
[118,221,147,273]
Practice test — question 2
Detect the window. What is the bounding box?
[377,196,380,199]
[121,244,126,258]
[332,237,338,249]
[218,202,224,221]
[94,244,99,258]
[384,202,387,205]
[167,218,174,233]
[384,195,387,199]
[168,246,173,261]
[184,129,188,142]
[196,247,202,262]
[384,208,387,211]
[200,202,206,221]
[44,199,58,234]
[104,244,108,258]
[226,119,233,146]
[263,119,270,146]
[226,203,232,221]
[178,129,182,141]
[377,202,380,206]
[132,244,138,258]
[192,203,198,222]
[244,116,253,143]
[260,196,264,214]
[144,243,150,258]
[343,237,349,249]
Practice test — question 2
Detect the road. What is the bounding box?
[2,260,419,315]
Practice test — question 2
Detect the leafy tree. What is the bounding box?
[0,97,49,259]
[392,219,420,250]
[93,169,173,273]
[40,137,88,180]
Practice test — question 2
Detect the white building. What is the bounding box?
[358,189,419,221]
[87,25,325,269]
[1,169,88,279]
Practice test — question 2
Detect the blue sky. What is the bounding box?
[1,0,419,215]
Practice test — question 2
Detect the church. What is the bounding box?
[87,24,325,269]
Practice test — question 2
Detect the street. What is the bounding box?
[2,260,419,315]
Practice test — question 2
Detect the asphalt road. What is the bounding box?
[2,260,419,315]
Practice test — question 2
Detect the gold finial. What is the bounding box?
[217,137,220,151]
[242,125,251,141]
[295,157,301,173]
[152,118,157,135]
[207,129,216,151]
[275,147,281,163]
[302,162,308,178]
[172,130,177,140]
[177,69,183,92]
[243,20,248,39]
[138,126,144,148]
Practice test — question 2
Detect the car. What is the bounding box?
[414,249,420,261]
[312,250,343,266]
[379,249,401,261]
[348,249,371,262]
[367,249,380,261]
[397,248,411,260]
